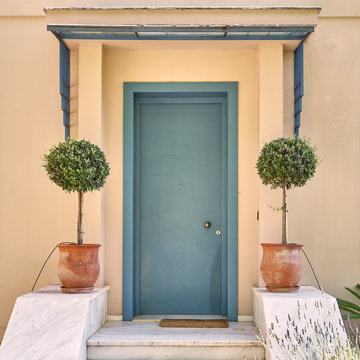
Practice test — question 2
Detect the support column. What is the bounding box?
[258,43,284,285]
[78,43,104,286]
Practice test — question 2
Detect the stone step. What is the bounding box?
[87,321,265,360]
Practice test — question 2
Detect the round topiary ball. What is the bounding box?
[256,138,318,190]
[43,139,110,193]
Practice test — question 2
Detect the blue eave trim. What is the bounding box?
[59,40,70,140]
[48,24,314,41]
[294,41,304,139]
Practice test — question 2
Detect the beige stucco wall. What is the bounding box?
[101,48,259,316]
[0,17,75,341]
[289,17,360,297]
[1,0,360,343]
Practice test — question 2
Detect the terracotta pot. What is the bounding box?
[58,244,100,293]
[260,243,303,292]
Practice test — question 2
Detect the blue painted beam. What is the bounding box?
[54,33,308,41]
[48,24,314,33]
[59,40,70,139]
[48,24,314,42]
[294,41,304,139]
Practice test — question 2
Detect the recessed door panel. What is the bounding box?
[135,95,226,315]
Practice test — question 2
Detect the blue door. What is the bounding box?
[134,94,227,315]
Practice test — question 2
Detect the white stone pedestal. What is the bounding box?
[253,286,347,359]
[0,285,109,360]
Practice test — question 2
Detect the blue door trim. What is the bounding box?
[123,82,238,321]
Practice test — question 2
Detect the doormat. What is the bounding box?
[159,319,228,328]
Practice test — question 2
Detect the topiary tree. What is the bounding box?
[43,139,110,245]
[256,138,318,244]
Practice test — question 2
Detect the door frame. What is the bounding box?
[123,82,238,321]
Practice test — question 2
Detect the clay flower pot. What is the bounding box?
[260,243,303,292]
[58,244,100,293]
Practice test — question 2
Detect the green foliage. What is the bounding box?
[337,284,360,320]
[256,138,318,190]
[43,139,110,193]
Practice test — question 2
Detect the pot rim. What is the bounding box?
[260,243,303,248]
[58,243,101,248]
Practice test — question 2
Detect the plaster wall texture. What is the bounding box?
[0,0,360,343]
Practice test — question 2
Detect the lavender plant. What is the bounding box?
[259,301,359,360]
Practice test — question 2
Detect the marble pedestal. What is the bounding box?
[253,286,347,359]
[0,285,109,360]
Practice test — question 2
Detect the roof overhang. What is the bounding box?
[48,24,315,41]
[45,6,321,48]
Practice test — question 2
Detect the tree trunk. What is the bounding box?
[77,191,84,245]
[282,183,288,244]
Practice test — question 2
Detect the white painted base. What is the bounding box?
[87,321,265,360]
[253,286,347,359]
[106,314,123,321]
[0,285,109,360]
[238,315,253,322]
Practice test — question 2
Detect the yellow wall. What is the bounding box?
[0,17,76,341]
[1,0,360,342]
[102,48,259,316]
[289,17,360,297]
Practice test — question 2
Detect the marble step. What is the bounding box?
[87,321,265,360]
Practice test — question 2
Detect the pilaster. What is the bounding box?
[78,43,104,286]
[257,43,284,285]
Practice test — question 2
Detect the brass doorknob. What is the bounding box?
[204,221,211,228]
